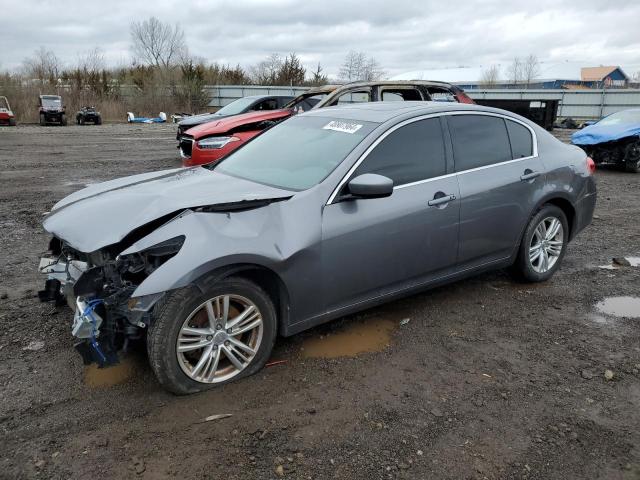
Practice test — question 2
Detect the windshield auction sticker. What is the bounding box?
[323,120,363,134]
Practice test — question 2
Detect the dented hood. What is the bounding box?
[44,167,292,253]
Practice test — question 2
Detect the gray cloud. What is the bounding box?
[2,0,639,77]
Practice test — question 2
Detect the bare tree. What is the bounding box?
[522,54,541,88]
[339,51,366,82]
[250,53,283,85]
[23,47,61,84]
[130,17,186,69]
[339,51,385,82]
[480,64,500,87]
[77,47,105,74]
[507,57,522,87]
[362,56,386,81]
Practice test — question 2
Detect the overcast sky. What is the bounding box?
[2,0,640,78]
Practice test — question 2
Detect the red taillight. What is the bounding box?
[586,156,596,175]
[455,90,475,104]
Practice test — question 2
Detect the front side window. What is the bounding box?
[353,118,446,186]
[449,115,511,172]
[254,99,278,111]
[214,116,376,191]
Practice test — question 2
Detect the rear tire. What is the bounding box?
[625,159,640,173]
[624,141,640,173]
[8,118,16,126]
[95,116,102,125]
[510,204,569,283]
[147,277,277,395]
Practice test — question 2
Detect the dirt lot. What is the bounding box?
[0,123,639,480]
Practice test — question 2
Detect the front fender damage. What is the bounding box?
[38,197,293,368]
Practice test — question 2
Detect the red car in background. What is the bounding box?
[180,109,293,167]
[179,80,474,167]
[0,96,16,126]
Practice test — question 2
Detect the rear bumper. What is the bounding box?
[571,187,597,241]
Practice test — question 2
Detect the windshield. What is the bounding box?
[598,110,640,126]
[212,115,376,190]
[215,97,259,116]
[41,96,61,108]
[286,93,329,112]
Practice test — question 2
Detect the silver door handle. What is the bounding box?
[520,171,540,181]
[428,194,456,206]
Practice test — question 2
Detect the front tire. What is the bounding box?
[147,277,277,395]
[510,204,569,282]
[60,114,67,126]
[8,118,16,126]
[39,113,46,126]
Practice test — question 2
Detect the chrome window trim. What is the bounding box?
[326,110,538,204]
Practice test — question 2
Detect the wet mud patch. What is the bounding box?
[84,356,137,388]
[300,317,397,358]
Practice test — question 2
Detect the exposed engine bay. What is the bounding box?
[38,233,184,366]
[579,136,640,172]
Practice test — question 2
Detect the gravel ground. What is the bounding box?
[0,123,639,480]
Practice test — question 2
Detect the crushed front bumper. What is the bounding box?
[38,256,87,307]
[38,255,117,366]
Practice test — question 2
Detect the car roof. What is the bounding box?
[300,101,493,123]
[241,94,295,100]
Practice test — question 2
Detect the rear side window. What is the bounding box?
[448,115,511,172]
[353,118,446,185]
[380,88,423,101]
[506,119,533,158]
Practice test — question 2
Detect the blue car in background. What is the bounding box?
[572,109,640,173]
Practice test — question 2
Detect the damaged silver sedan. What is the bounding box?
[39,102,596,394]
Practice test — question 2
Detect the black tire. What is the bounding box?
[39,113,46,126]
[79,116,84,125]
[624,141,640,173]
[8,118,16,126]
[625,160,640,173]
[60,114,67,126]
[76,116,80,125]
[95,116,102,125]
[147,277,277,395]
[510,204,569,283]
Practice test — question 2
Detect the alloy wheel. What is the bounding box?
[176,294,263,383]
[529,216,564,273]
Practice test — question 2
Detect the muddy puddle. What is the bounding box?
[84,357,136,388]
[595,296,640,319]
[301,318,397,358]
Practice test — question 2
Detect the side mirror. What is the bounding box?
[347,173,393,199]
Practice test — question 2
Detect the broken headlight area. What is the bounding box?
[581,137,640,170]
[38,235,185,367]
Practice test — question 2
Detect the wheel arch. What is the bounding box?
[535,195,576,240]
[192,263,290,336]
